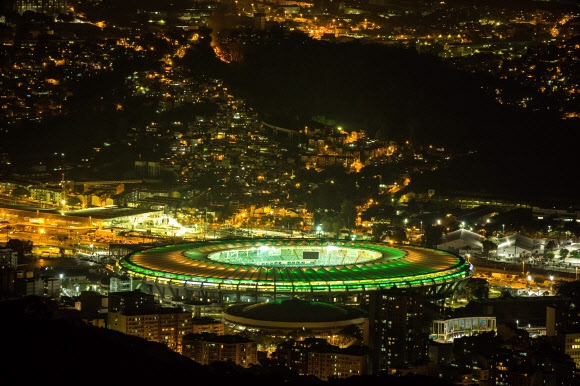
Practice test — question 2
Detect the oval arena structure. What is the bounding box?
[117,239,474,302]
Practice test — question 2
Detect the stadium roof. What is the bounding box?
[119,239,473,294]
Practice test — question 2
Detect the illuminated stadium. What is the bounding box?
[117,239,474,303]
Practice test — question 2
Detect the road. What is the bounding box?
[470,255,576,297]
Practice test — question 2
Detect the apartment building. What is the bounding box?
[108,308,192,353]
[107,291,192,353]
[307,345,369,381]
[182,333,258,368]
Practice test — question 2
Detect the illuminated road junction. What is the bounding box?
[117,239,474,303]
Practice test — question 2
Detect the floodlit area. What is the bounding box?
[206,245,382,267]
[118,239,474,298]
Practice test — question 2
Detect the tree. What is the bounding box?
[545,240,556,256]
[559,248,569,260]
[374,225,407,243]
[56,12,75,22]
[339,324,363,341]
[482,239,498,258]
[553,280,580,308]
[471,279,490,299]
[5,238,33,262]
[320,213,343,236]
[370,223,389,242]
[11,186,30,198]
[220,202,235,223]
[66,196,83,208]
[340,200,357,230]
[259,214,273,227]
[280,216,302,232]
[546,251,555,267]
[425,225,444,248]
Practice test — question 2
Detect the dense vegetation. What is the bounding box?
[219,33,500,149]
[203,32,578,204]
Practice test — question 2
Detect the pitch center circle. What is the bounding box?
[204,245,384,267]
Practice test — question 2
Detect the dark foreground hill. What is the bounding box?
[0,297,303,385]
[0,296,454,386]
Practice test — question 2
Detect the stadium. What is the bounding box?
[116,238,474,303]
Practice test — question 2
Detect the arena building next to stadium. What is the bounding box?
[115,238,474,303]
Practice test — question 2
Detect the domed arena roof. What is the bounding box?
[236,298,353,323]
[223,298,368,330]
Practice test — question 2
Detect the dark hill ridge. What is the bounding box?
[0,296,456,386]
[216,36,579,203]
[222,37,504,150]
[408,116,580,207]
[0,297,209,384]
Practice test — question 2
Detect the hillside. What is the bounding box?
[0,296,454,386]
[211,35,579,204]
[220,36,502,150]
[0,297,305,385]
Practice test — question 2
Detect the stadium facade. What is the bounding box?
[116,238,474,303]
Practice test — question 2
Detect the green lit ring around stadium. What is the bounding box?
[117,239,474,295]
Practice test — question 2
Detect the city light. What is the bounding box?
[1,2,580,382]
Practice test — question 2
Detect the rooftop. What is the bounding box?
[227,298,363,323]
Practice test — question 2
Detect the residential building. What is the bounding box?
[367,289,428,373]
[0,248,18,269]
[274,338,369,380]
[44,277,61,298]
[108,307,192,353]
[108,290,156,314]
[0,268,22,298]
[564,332,580,369]
[14,0,68,15]
[307,344,369,381]
[79,290,107,314]
[192,317,225,335]
[275,338,328,376]
[109,276,134,293]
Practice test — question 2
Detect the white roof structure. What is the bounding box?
[438,230,577,259]
[497,234,543,253]
[437,229,485,252]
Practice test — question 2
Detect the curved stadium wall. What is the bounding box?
[115,239,474,303]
